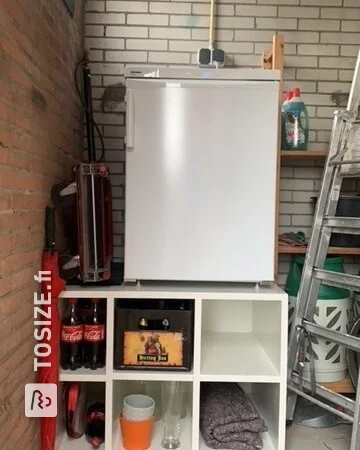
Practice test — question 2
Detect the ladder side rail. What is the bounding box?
[350,367,360,450]
[347,50,360,117]
[302,164,344,323]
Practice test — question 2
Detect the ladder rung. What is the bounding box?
[289,373,355,415]
[303,319,360,352]
[323,216,360,235]
[329,159,360,166]
[313,268,360,291]
[288,380,354,423]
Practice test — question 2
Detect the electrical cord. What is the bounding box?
[74,59,105,162]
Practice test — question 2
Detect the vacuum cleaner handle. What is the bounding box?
[83,64,96,163]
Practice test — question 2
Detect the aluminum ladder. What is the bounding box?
[287,50,360,450]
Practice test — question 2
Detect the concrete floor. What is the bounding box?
[286,424,352,450]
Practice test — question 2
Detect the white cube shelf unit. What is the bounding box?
[57,282,288,450]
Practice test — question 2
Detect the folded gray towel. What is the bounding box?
[200,383,268,450]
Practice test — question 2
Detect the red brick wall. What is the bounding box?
[0,1,84,448]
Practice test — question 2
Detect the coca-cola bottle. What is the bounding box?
[85,402,105,448]
[84,299,105,369]
[78,299,92,324]
[61,299,83,370]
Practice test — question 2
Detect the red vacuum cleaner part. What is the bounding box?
[64,382,86,439]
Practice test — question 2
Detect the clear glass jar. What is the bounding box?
[161,381,183,449]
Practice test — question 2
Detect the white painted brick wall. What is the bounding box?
[151,2,192,14]
[106,26,148,37]
[86,1,105,12]
[106,1,148,12]
[86,12,125,24]
[85,0,360,283]
[150,27,191,39]
[278,6,319,18]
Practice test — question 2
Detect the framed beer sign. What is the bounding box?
[114,299,194,371]
[123,331,184,367]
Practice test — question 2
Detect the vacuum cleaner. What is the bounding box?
[52,55,113,283]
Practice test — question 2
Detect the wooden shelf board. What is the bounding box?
[57,434,105,450]
[60,367,106,382]
[278,243,360,255]
[281,150,328,159]
[112,370,194,382]
[321,374,355,394]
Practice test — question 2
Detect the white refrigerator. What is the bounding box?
[124,67,280,283]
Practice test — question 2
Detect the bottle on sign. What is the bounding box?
[139,317,149,330]
[61,299,83,370]
[85,402,105,448]
[84,299,106,370]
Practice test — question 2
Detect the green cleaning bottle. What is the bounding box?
[281,91,293,150]
[282,88,309,151]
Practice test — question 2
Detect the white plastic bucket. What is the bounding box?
[289,295,351,383]
[122,394,155,422]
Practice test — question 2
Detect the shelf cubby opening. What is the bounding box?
[111,380,193,450]
[113,297,195,375]
[199,382,282,450]
[200,300,282,381]
[59,297,107,380]
[56,381,106,450]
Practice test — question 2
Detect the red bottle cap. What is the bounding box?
[294,88,301,97]
[286,91,293,101]
[92,437,102,448]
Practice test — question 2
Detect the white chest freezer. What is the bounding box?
[124,67,280,283]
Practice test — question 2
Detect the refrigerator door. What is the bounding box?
[125,78,280,282]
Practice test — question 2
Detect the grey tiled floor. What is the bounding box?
[286,424,352,450]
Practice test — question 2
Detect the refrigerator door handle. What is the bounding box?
[125,88,134,149]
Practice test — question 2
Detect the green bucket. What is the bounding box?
[285,256,349,299]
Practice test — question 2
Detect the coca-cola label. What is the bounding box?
[84,325,105,343]
[61,325,83,343]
